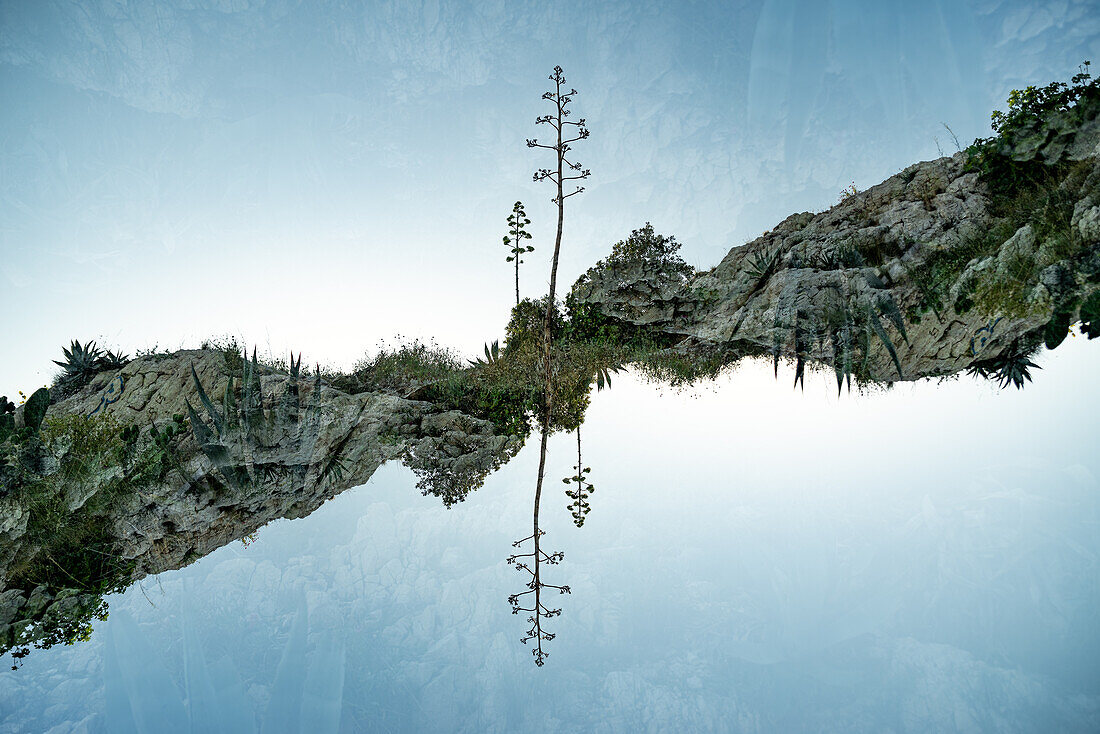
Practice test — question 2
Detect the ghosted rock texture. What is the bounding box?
[0,350,519,658]
[4,91,1099,664]
[573,102,1100,385]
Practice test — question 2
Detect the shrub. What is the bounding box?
[573,223,694,292]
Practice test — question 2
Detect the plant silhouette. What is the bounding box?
[503,201,534,305]
[509,65,591,666]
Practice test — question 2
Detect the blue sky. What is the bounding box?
[2,0,1098,393]
[3,5,1100,727]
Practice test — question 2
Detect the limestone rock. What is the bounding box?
[0,348,520,658]
[571,106,1100,384]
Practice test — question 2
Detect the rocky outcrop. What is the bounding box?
[0,349,520,659]
[5,88,1099,666]
[573,100,1100,385]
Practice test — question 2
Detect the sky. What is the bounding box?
[2,3,1100,728]
[2,0,1098,392]
[4,335,1099,730]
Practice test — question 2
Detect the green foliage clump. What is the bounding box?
[990,62,1098,137]
[333,339,466,397]
[966,62,1098,194]
[0,407,178,664]
[967,339,1042,389]
[506,297,566,353]
[574,223,694,288]
[50,340,131,400]
[1080,292,1100,339]
[201,336,248,372]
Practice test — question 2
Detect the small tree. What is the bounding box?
[503,201,534,305]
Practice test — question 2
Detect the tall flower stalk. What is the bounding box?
[503,201,534,305]
[508,65,591,666]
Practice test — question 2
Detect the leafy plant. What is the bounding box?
[24,387,50,436]
[746,247,780,281]
[503,201,534,305]
[52,339,104,393]
[966,61,1098,195]
[470,340,502,367]
[967,340,1041,389]
[0,396,15,443]
[146,414,189,482]
[573,223,695,296]
[989,61,1096,137]
[98,349,130,370]
[50,341,131,399]
[594,365,619,391]
[1081,292,1100,339]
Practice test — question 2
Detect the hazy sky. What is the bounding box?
[2,4,1100,727]
[2,0,1098,393]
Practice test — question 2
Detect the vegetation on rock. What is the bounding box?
[4,65,1100,671]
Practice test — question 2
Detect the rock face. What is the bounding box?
[4,91,1099,664]
[573,102,1100,385]
[0,349,520,658]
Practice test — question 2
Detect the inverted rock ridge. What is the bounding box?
[3,90,1099,663]
[572,97,1100,386]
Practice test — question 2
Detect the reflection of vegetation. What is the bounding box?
[563,428,594,527]
[0,393,184,666]
[967,338,1042,389]
[769,269,909,392]
[507,530,569,666]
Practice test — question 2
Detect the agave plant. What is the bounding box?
[187,348,331,493]
[563,427,595,527]
[470,340,501,367]
[746,247,779,281]
[968,341,1041,389]
[594,364,621,391]
[97,349,130,370]
[53,339,105,390]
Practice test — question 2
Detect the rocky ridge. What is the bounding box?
[0,350,519,659]
[571,99,1100,385]
[3,88,1099,664]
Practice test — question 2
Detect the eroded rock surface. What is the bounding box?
[0,350,520,658]
[573,102,1100,385]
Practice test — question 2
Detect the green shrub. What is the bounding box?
[571,223,694,295]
